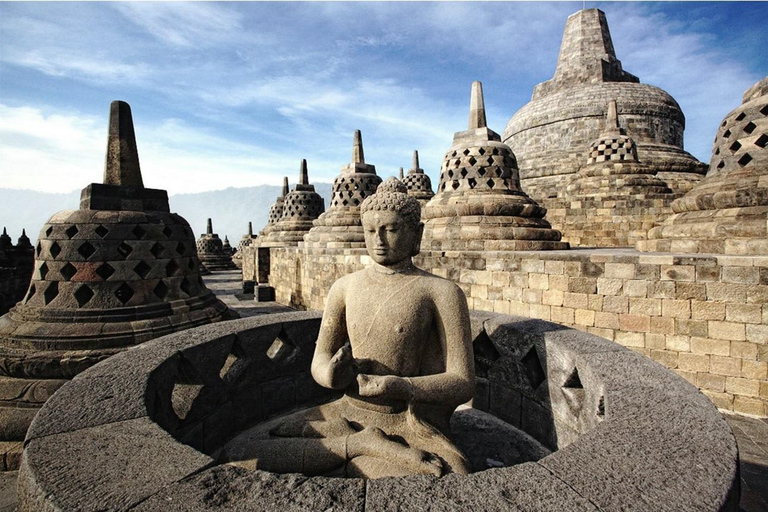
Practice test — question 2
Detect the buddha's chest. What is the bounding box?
[344,280,434,369]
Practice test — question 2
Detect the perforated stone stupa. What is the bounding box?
[232,222,257,269]
[196,218,237,271]
[503,9,706,201]
[303,131,382,248]
[402,150,435,205]
[641,77,768,255]
[258,159,325,246]
[544,100,677,247]
[260,177,289,238]
[0,101,231,459]
[422,82,567,251]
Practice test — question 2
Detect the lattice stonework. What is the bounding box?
[21,212,206,310]
[586,135,638,164]
[330,174,381,208]
[438,145,519,193]
[267,200,285,224]
[403,174,433,194]
[282,193,324,221]
[710,98,768,173]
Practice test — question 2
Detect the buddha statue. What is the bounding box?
[220,178,475,478]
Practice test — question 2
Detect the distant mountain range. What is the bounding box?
[0,183,333,246]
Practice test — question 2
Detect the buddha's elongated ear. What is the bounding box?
[411,222,425,256]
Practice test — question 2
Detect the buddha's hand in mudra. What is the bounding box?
[357,374,412,401]
[326,344,360,389]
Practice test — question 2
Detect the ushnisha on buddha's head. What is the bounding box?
[360,177,424,267]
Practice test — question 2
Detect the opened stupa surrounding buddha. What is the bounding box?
[422,81,567,251]
[0,101,233,458]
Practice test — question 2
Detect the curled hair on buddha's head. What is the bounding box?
[361,177,421,228]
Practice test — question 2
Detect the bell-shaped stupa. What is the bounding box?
[196,218,237,270]
[504,9,706,201]
[422,82,567,251]
[232,222,257,269]
[402,150,435,205]
[0,101,232,455]
[641,77,768,255]
[259,160,325,246]
[260,177,289,238]
[303,131,382,248]
[545,100,676,247]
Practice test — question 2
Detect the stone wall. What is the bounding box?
[268,246,768,417]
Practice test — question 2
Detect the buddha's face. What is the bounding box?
[362,210,423,267]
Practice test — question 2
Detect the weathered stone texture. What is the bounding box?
[196,218,237,270]
[258,160,325,247]
[0,229,34,315]
[303,131,382,249]
[0,101,232,462]
[642,76,768,255]
[503,9,706,201]
[422,82,568,252]
[17,312,739,511]
[270,246,768,417]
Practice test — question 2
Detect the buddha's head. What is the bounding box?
[361,178,423,267]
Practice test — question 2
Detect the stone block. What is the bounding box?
[708,322,746,342]
[603,295,628,314]
[650,349,677,368]
[701,390,734,410]
[677,319,709,338]
[619,314,650,333]
[721,266,760,285]
[730,341,758,360]
[706,283,747,303]
[733,396,765,416]
[741,360,768,380]
[542,290,564,306]
[746,324,768,343]
[661,265,695,282]
[691,301,726,321]
[648,281,675,299]
[614,331,645,348]
[574,309,595,327]
[690,337,730,357]
[596,278,622,296]
[604,262,635,279]
[666,335,691,352]
[529,273,550,290]
[563,292,589,309]
[697,373,726,393]
[725,377,760,397]
[662,299,691,319]
[551,307,575,325]
[711,356,742,377]
[645,334,666,350]
[678,353,709,373]
[629,298,661,316]
[675,283,707,300]
[725,304,763,324]
[650,316,675,335]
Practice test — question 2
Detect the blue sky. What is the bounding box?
[0,2,766,194]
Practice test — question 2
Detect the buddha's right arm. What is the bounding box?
[311,280,351,389]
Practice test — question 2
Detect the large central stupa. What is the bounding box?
[503,9,706,200]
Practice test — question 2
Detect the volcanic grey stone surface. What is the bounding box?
[17,311,740,511]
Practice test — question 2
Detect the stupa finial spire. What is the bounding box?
[282,177,289,197]
[248,222,253,236]
[206,218,213,235]
[299,159,309,185]
[104,101,144,188]
[412,150,420,171]
[399,167,404,180]
[353,130,365,164]
[606,100,619,130]
[468,81,487,130]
